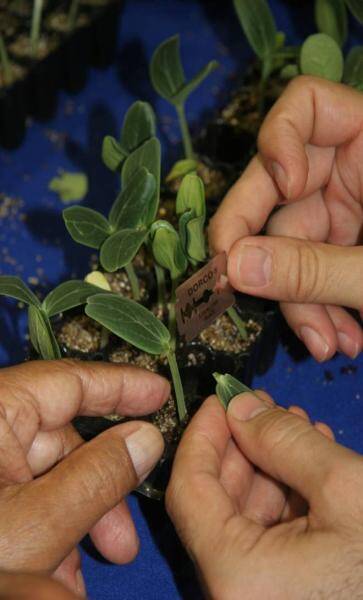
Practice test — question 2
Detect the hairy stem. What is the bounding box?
[176,103,194,159]
[167,351,187,423]
[30,0,44,58]
[0,35,12,85]
[168,277,180,351]
[68,0,80,31]
[154,264,167,310]
[125,262,141,301]
[227,306,248,341]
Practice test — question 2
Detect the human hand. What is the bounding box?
[209,76,363,362]
[0,359,169,597]
[167,391,363,599]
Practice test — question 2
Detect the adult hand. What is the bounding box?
[0,359,169,597]
[209,76,363,362]
[167,392,363,599]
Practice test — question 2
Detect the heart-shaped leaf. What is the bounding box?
[151,221,188,280]
[315,0,347,47]
[121,101,156,154]
[176,173,205,218]
[214,373,252,410]
[233,0,277,62]
[43,280,102,317]
[0,275,41,307]
[345,0,363,24]
[122,137,161,225]
[86,293,171,355]
[150,35,218,106]
[344,46,363,86]
[100,228,148,272]
[28,305,61,360]
[102,136,127,172]
[63,206,111,249]
[300,33,343,82]
[109,167,156,230]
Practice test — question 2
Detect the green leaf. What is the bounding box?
[275,31,286,49]
[233,0,277,61]
[150,34,218,106]
[345,0,363,24]
[165,158,198,183]
[121,101,156,154]
[173,60,219,105]
[49,172,88,203]
[213,373,252,410]
[344,46,363,86]
[300,33,343,82]
[63,206,111,249]
[151,220,188,280]
[185,215,206,263]
[122,137,161,224]
[176,173,206,218]
[43,280,102,317]
[0,275,41,307]
[102,136,127,172]
[150,35,186,101]
[28,305,61,360]
[100,228,148,272]
[109,167,156,230]
[315,0,347,47]
[86,293,171,355]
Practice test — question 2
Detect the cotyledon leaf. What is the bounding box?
[42,280,103,317]
[0,275,41,307]
[214,373,252,410]
[85,293,171,355]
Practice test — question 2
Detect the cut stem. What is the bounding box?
[125,262,141,301]
[30,0,44,58]
[68,0,80,31]
[155,263,166,310]
[167,350,187,423]
[0,35,12,86]
[227,306,248,341]
[176,103,194,159]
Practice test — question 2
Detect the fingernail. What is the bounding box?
[300,326,330,362]
[125,425,164,482]
[76,569,86,598]
[272,161,290,198]
[228,392,269,421]
[237,245,272,287]
[337,331,360,359]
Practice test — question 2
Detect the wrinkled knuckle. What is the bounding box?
[286,241,323,302]
[254,409,306,458]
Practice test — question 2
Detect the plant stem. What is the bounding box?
[258,58,271,115]
[154,264,166,309]
[176,103,194,159]
[0,35,12,86]
[30,0,43,58]
[167,351,187,423]
[227,306,248,341]
[125,262,141,301]
[68,0,80,31]
[168,277,180,351]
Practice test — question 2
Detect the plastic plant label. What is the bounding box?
[176,252,235,342]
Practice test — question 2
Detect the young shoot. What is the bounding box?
[0,35,12,86]
[85,294,187,422]
[0,276,101,360]
[30,0,44,58]
[214,372,252,410]
[150,35,218,159]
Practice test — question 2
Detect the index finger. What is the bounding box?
[0,359,170,433]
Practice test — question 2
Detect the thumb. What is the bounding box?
[228,236,363,310]
[3,421,163,572]
[226,391,358,506]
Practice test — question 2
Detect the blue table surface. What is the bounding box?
[0,1,362,598]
